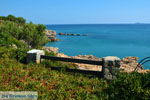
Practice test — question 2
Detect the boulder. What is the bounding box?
[45,30,56,37]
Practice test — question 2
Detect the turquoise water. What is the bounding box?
[46,24,150,69]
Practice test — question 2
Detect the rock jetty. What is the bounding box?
[58,33,87,36]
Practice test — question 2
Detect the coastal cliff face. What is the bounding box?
[43,47,150,73]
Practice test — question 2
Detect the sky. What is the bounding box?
[1,0,150,24]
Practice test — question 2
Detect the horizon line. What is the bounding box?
[45,23,150,25]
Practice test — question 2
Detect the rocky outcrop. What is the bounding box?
[42,47,59,54]
[120,57,139,72]
[120,57,150,73]
[42,47,149,73]
[56,53,102,71]
[57,53,69,57]
[73,55,101,60]
[49,38,60,42]
[73,55,102,71]
[121,57,139,72]
[45,30,56,38]
[56,53,149,73]
[45,30,59,42]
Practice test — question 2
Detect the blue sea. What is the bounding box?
[45,24,150,69]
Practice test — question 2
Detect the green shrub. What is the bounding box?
[0,47,28,63]
[106,72,150,100]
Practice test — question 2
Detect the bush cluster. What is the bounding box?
[0,15,26,24]
[107,72,150,100]
[0,15,49,63]
[0,15,48,48]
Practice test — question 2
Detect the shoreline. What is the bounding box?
[44,29,150,72]
[43,46,150,73]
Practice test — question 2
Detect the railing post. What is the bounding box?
[27,49,45,64]
[102,56,121,80]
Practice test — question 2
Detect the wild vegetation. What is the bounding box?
[0,15,150,100]
[0,15,48,48]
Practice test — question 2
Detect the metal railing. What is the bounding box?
[135,57,150,71]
